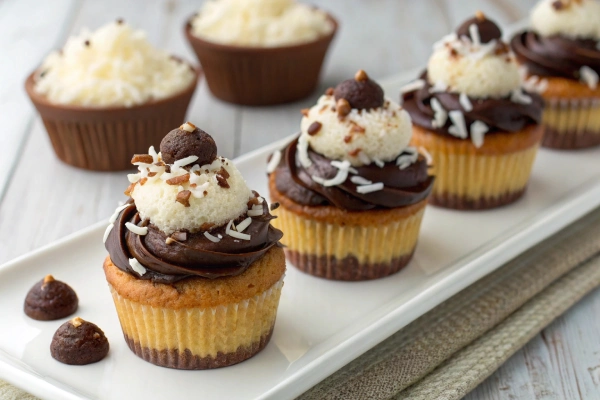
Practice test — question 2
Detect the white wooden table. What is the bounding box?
[1,0,599,398]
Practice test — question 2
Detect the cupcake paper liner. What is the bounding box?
[184,16,337,106]
[271,198,427,280]
[411,126,542,210]
[542,97,600,149]
[108,278,283,369]
[25,71,199,171]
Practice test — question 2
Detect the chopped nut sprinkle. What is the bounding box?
[124,182,136,196]
[131,154,153,164]
[166,173,190,185]
[325,87,334,96]
[336,98,351,117]
[307,121,322,136]
[176,190,192,207]
[71,317,84,328]
[354,69,368,82]
[301,108,310,117]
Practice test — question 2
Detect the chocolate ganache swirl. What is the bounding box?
[511,32,600,80]
[402,72,543,136]
[105,123,283,284]
[272,137,434,211]
[106,196,282,284]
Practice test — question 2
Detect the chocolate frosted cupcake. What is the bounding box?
[268,70,434,281]
[402,12,544,210]
[103,122,285,369]
[26,20,198,170]
[511,0,600,149]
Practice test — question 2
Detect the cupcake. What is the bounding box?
[25,20,199,171]
[103,122,285,369]
[185,0,336,105]
[402,12,544,210]
[267,70,434,281]
[511,0,600,149]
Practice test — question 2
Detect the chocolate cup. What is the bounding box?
[184,14,337,106]
[24,67,200,171]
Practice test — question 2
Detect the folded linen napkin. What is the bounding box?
[299,207,600,400]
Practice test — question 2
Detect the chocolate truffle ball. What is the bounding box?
[24,275,78,321]
[50,317,109,365]
[456,11,502,44]
[160,122,217,166]
[333,70,384,110]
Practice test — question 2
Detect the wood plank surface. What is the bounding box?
[1,1,599,399]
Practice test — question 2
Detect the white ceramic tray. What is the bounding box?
[2,45,600,400]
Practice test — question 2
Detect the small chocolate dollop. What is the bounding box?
[24,275,78,321]
[456,11,502,44]
[333,70,384,110]
[160,122,217,166]
[50,317,109,365]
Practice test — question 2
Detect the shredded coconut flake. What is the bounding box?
[129,258,146,276]
[127,173,141,183]
[372,158,384,168]
[469,24,481,47]
[148,146,159,163]
[125,222,148,235]
[429,81,448,93]
[109,204,129,223]
[459,93,473,112]
[510,88,532,105]
[173,155,199,169]
[470,121,489,148]
[297,134,312,168]
[356,182,384,194]
[430,98,448,128]
[266,150,282,174]
[580,66,599,90]
[103,223,114,244]
[204,231,221,242]
[399,79,426,94]
[448,110,468,139]
[350,176,373,185]
[248,208,263,217]
[418,146,433,166]
[236,217,253,232]
[228,230,251,240]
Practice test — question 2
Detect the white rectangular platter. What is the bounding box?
[1,76,600,400]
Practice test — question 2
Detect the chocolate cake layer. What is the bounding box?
[286,250,415,281]
[123,326,274,370]
[429,187,528,210]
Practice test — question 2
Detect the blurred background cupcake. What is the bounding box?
[511,0,600,149]
[185,0,337,106]
[403,12,544,210]
[268,70,434,281]
[25,20,199,171]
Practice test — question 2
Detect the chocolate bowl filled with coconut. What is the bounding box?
[103,122,285,369]
[267,70,434,281]
[25,20,199,171]
[402,12,544,210]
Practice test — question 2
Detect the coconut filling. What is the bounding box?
[127,152,253,239]
[34,20,195,107]
[299,94,413,167]
[530,0,600,41]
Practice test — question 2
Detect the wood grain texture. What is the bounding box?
[0,1,598,399]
